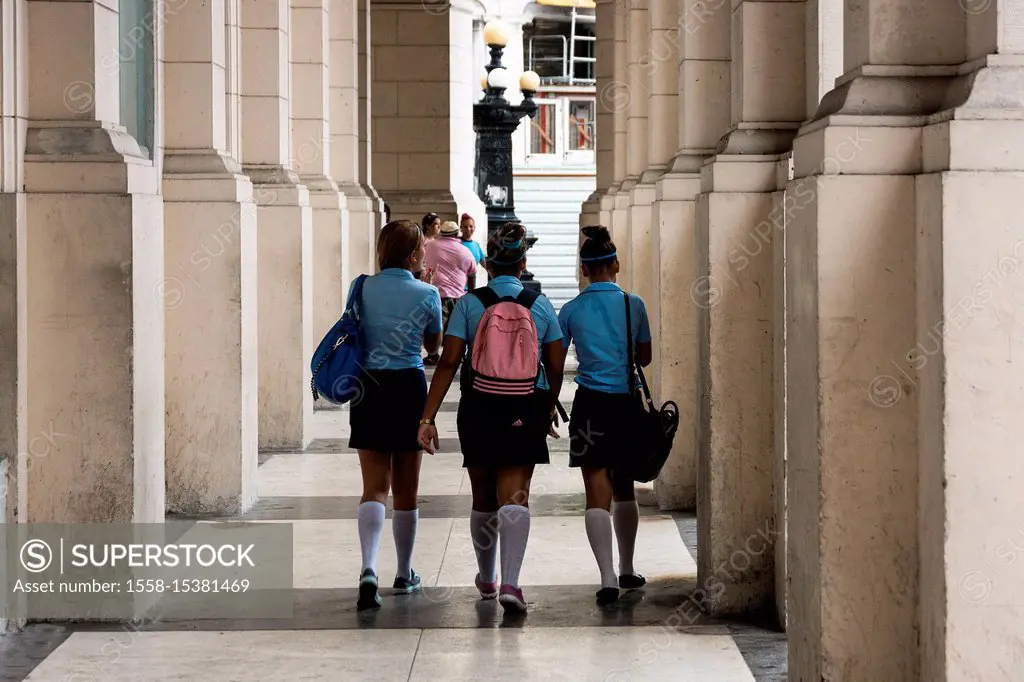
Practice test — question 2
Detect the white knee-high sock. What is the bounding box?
[585,508,618,589]
[612,500,640,576]
[392,508,419,579]
[357,501,386,576]
[470,510,499,583]
[498,505,531,588]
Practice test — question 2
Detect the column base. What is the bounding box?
[302,176,349,348]
[577,189,606,290]
[695,153,778,617]
[246,167,314,453]
[612,181,636,290]
[918,61,1024,680]
[18,127,165,523]
[164,164,257,516]
[650,167,702,512]
[771,154,792,633]
[628,179,658,301]
[599,185,617,228]
[339,182,380,297]
[787,114,919,678]
[0,192,21,527]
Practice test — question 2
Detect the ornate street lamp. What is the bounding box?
[473,20,542,292]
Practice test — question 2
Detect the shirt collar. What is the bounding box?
[379,268,415,280]
[584,281,622,292]
[490,275,523,286]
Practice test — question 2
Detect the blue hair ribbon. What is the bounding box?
[580,251,617,263]
[488,254,526,265]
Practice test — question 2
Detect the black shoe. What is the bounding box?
[619,573,646,590]
[392,570,422,595]
[357,569,381,610]
[596,587,620,605]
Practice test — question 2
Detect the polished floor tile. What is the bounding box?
[25,630,420,682]
[408,628,755,682]
[248,519,454,589]
[435,515,696,588]
[258,452,467,497]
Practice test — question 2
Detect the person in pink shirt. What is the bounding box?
[423,221,477,363]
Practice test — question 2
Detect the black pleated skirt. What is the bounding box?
[568,386,637,469]
[457,390,551,469]
[348,368,427,453]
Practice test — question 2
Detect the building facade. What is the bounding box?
[2,0,1023,679]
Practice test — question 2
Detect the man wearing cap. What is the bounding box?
[423,220,477,363]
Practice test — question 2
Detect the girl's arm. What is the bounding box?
[418,336,465,453]
[542,339,567,436]
[636,341,653,368]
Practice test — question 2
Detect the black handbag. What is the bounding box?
[623,292,680,483]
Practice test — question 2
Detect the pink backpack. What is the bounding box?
[468,287,543,396]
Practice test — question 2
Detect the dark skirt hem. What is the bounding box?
[348,368,427,454]
[567,386,635,470]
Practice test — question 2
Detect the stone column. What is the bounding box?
[599,0,628,237]
[642,0,676,396]
[621,0,653,292]
[607,0,631,289]
[627,0,662,313]
[579,0,617,291]
[292,0,349,356]
[769,152,791,630]
[0,0,26,533]
[357,0,383,244]
[15,0,165,522]
[786,0,964,677]
[164,0,258,516]
[447,0,487,226]
[331,0,380,302]
[770,0,841,633]
[918,46,1024,677]
[371,1,476,224]
[648,0,731,512]
[925,7,1024,679]
[240,1,314,452]
[694,0,805,616]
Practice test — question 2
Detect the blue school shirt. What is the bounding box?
[558,282,652,394]
[347,269,442,371]
[446,275,563,390]
[461,240,485,292]
[461,239,485,264]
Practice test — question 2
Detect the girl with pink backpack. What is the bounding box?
[417,222,566,614]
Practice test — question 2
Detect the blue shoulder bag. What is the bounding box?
[310,274,368,404]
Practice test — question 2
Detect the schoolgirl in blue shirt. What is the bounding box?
[348,219,443,610]
[417,222,566,614]
[558,225,652,605]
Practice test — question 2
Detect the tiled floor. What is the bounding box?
[1,374,786,682]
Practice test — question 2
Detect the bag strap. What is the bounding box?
[623,292,655,408]
[624,291,634,396]
[349,274,369,319]
[470,286,501,309]
[514,287,542,310]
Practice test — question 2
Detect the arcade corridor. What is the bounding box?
[1,375,785,681]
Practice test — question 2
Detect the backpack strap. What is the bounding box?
[470,286,501,309]
[514,287,542,309]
